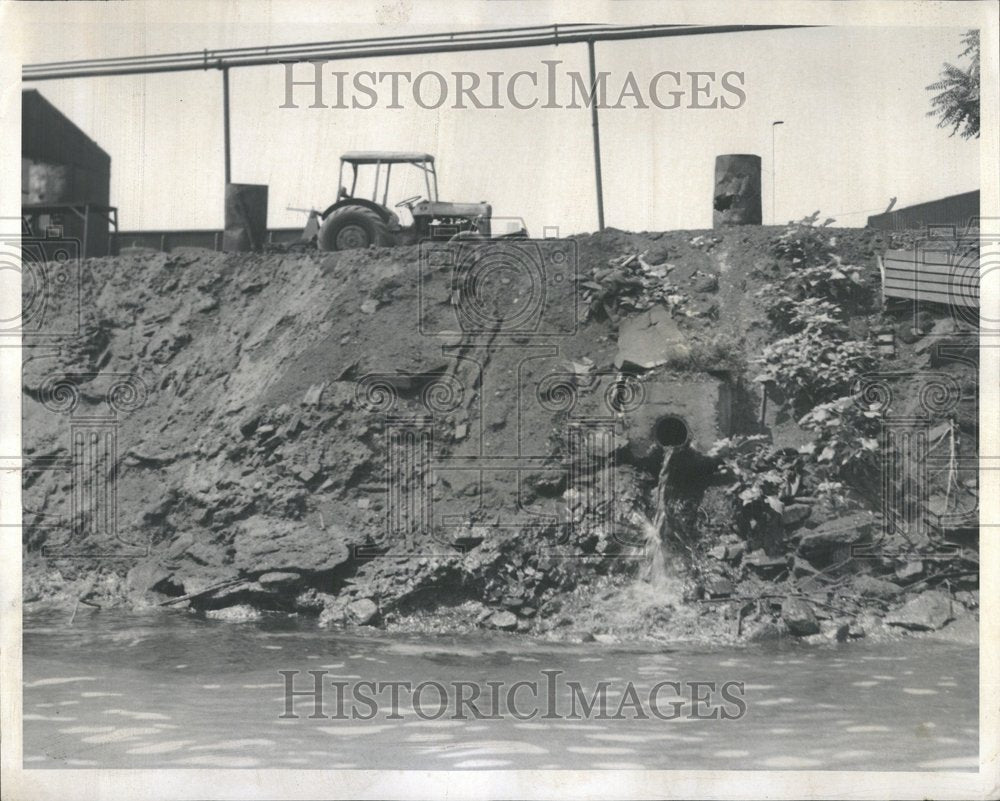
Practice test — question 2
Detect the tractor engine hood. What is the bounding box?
[413,200,492,219]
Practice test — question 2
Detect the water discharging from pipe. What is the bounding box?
[631,446,681,596]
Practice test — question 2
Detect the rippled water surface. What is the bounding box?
[23,610,977,770]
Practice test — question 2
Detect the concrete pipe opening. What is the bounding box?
[653,415,690,447]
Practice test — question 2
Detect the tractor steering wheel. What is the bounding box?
[394,195,423,209]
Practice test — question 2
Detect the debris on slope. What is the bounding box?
[581,250,690,322]
[20,224,979,645]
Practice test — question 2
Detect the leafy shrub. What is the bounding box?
[798,396,882,488]
[770,211,838,265]
[763,259,874,330]
[756,216,879,414]
[710,436,808,551]
[754,308,877,414]
[763,296,843,334]
[712,436,804,511]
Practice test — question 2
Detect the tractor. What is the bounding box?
[306,151,524,251]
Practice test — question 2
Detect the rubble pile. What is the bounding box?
[581,249,690,321]
[21,224,979,645]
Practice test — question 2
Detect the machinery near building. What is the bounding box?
[309,151,525,251]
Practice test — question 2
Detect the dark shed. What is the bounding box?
[22,89,114,256]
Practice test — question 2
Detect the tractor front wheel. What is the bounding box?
[317,206,395,252]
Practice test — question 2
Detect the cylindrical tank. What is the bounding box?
[713,154,762,227]
[223,183,269,252]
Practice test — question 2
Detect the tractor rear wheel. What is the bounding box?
[317,206,395,251]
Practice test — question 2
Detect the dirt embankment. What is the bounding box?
[22,225,979,644]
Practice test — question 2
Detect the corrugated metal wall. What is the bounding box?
[866,191,979,231]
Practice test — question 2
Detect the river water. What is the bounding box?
[22,609,977,771]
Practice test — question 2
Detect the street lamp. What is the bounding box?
[771,120,784,225]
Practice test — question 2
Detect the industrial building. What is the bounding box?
[21,89,117,257]
[866,190,979,232]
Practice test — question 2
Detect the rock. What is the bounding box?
[500,595,524,610]
[894,560,924,582]
[693,274,719,293]
[126,561,176,594]
[164,532,197,561]
[929,317,958,336]
[886,590,954,631]
[208,580,260,604]
[486,610,518,631]
[593,633,618,644]
[539,599,563,618]
[781,596,820,636]
[360,299,379,314]
[709,545,728,560]
[318,601,347,627]
[233,518,353,574]
[294,588,331,612]
[744,620,785,642]
[239,278,267,294]
[726,542,746,562]
[914,310,935,333]
[205,604,261,622]
[790,555,820,578]
[853,575,902,599]
[955,589,979,609]
[450,528,486,549]
[931,614,978,644]
[704,576,734,598]
[895,322,920,344]
[797,512,872,556]
[302,382,327,406]
[643,244,671,265]
[781,503,812,527]
[345,598,379,626]
[744,550,785,573]
[931,336,977,368]
[820,619,851,642]
[257,571,302,589]
[614,306,691,370]
[284,413,303,436]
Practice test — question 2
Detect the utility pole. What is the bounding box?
[771,120,784,224]
[222,67,232,184]
[587,40,605,231]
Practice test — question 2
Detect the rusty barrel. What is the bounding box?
[713,154,762,227]
[223,183,269,252]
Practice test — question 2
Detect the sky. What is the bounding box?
[10,4,983,234]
